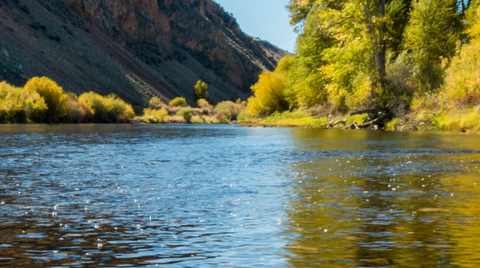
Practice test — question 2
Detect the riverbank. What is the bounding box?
[1,77,248,125]
[240,108,480,134]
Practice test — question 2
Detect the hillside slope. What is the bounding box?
[0,0,286,107]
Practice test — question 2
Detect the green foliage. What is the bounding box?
[78,92,135,123]
[404,0,459,93]
[214,101,244,121]
[385,117,400,131]
[177,108,192,123]
[261,110,330,127]
[242,0,478,130]
[237,109,252,123]
[287,0,316,31]
[287,4,335,109]
[194,80,208,101]
[434,108,480,131]
[169,97,187,107]
[149,96,164,109]
[346,114,369,125]
[24,77,68,123]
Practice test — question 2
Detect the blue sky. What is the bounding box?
[213,0,297,53]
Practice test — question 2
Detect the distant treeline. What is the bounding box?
[244,0,480,131]
[0,77,248,124]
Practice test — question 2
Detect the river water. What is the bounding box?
[0,125,479,267]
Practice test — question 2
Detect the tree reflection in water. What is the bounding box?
[283,129,480,267]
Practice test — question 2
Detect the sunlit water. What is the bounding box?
[0,125,480,267]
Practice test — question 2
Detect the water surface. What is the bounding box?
[0,125,479,267]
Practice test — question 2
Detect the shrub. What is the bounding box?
[247,68,290,117]
[149,96,164,109]
[22,86,48,122]
[24,77,68,123]
[197,98,212,109]
[0,82,27,123]
[0,81,47,123]
[194,80,208,101]
[141,108,168,123]
[214,101,243,121]
[444,38,480,106]
[177,108,192,123]
[170,97,187,107]
[78,92,134,123]
[237,109,252,123]
[216,113,231,123]
[64,92,83,123]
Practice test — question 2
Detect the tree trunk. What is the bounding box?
[363,1,387,100]
[378,0,387,93]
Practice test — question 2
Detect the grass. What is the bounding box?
[242,110,330,128]
[434,107,480,132]
[240,107,480,134]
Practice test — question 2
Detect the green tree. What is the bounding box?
[287,4,336,109]
[404,0,459,93]
[287,0,317,32]
[194,80,209,101]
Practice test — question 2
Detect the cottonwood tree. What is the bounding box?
[194,80,209,101]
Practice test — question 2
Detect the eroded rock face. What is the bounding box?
[0,0,287,107]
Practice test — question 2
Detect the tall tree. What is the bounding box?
[287,0,317,32]
[404,0,459,93]
[194,80,209,101]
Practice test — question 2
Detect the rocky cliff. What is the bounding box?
[0,0,287,107]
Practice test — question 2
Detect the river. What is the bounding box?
[0,124,479,267]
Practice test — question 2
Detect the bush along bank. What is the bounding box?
[0,78,252,125]
[0,77,134,123]
[133,97,248,124]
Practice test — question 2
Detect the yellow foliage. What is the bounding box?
[385,118,400,131]
[64,92,83,123]
[177,108,193,123]
[149,97,164,109]
[248,72,289,117]
[139,108,168,123]
[0,81,47,123]
[169,97,187,107]
[24,77,68,123]
[345,114,368,125]
[444,39,480,106]
[214,101,243,122]
[197,99,212,109]
[247,56,293,117]
[0,77,137,124]
[435,108,480,131]
[78,92,134,123]
[345,72,372,110]
[245,110,330,127]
